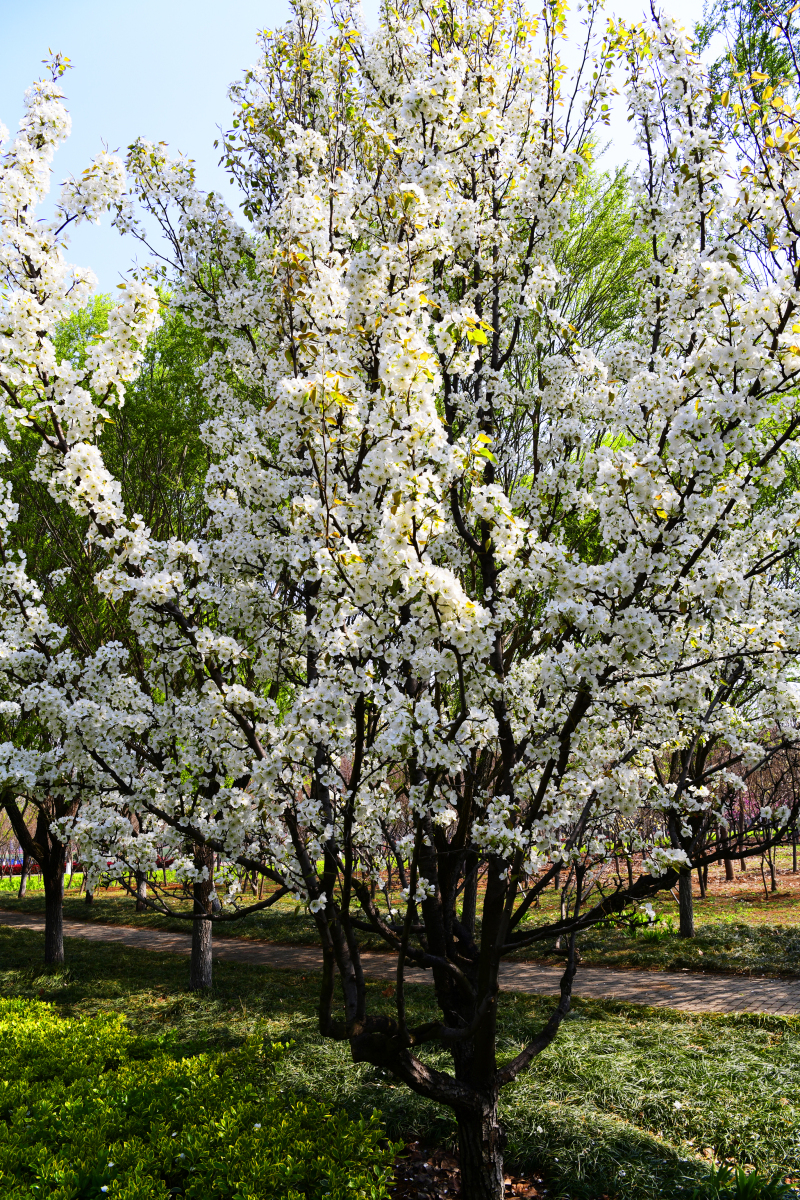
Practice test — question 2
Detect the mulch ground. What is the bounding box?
[389,1140,547,1198]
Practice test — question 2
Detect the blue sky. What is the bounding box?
[1,0,700,292]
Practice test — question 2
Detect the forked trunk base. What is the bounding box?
[457,1103,505,1200]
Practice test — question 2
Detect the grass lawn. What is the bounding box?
[6,858,800,978]
[1,921,799,1199]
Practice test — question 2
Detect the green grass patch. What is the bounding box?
[542,919,800,978]
[1,924,799,1198]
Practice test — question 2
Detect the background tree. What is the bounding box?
[0,296,210,964]
[2,296,209,658]
[697,0,800,101]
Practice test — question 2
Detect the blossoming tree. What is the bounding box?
[2,2,800,1195]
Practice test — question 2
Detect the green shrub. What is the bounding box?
[688,1162,798,1199]
[0,999,394,1200]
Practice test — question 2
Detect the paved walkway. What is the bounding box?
[1,908,799,1015]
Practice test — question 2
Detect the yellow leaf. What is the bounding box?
[467,329,488,345]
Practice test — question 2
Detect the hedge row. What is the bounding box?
[0,999,395,1200]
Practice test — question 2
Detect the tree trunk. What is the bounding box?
[457,1102,504,1200]
[3,798,72,964]
[43,867,64,965]
[190,904,213,989]
[190,843,213,990]
[678,870,694,938]
[720,825,735,882]
[17,852,30,899]
[135,870,148,912]
[85,887,94,906]
[461,853,478,936]
[793,834,798,874]
[30,808,69,966]
[696,865,706,899]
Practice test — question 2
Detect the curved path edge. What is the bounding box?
[0,908,798,1014]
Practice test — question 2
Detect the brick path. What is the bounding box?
[1,908,799,1014]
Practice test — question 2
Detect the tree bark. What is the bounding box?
[457,1101,504,1200]
[135,870,148,912]
[2,795,72,964]
[190,843,213,990]
[43,865,64,965]
[32,808,68,965]
[720,825,734,881]
[85,887,94,906]
[678,870,694,938]
[17,852,30,898]
[461,852,478,936]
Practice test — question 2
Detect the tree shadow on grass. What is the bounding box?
[0,924,786,1200]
